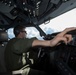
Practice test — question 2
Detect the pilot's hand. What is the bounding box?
[50,27,76,47]
[50,34,72,46]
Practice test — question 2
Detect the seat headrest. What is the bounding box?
[0,30,8,42]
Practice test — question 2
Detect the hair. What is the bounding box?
[13,25,26,37]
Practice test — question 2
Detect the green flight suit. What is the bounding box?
[4,37,37,71]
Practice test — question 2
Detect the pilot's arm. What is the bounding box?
[32,27,76,47]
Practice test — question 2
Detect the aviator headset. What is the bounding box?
[14,26,21,36]
[14,25,26,36]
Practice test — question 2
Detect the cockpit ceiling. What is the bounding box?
[0,0,76,29]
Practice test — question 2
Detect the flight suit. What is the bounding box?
[4,37,47,75]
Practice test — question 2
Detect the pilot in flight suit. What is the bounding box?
[4,25,76,75]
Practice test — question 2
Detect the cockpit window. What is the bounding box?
[25,27,43,40]
[40,8,76,34]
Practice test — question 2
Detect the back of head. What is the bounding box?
[13,25,26,37]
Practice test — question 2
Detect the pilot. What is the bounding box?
[4,25,76,75]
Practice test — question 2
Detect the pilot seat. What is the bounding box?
[0,30,12,75]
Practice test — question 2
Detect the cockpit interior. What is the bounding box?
[0,0,76,75]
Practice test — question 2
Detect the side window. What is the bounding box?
[7,28,15,39]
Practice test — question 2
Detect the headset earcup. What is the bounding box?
[14,29,20,35]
